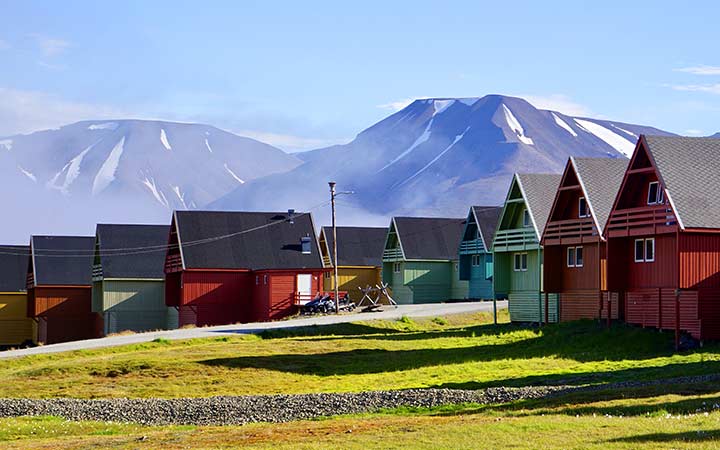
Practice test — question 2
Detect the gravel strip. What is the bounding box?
[0,374,716,426]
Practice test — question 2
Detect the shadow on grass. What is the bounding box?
[199,322,711,376]
[606,429,720,444]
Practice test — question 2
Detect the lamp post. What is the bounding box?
[328,182,354,314]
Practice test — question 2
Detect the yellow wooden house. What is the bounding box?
[0,245,35,347]
[319,226,387,300]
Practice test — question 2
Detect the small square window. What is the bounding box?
[522,210,531,227]
[645,238,655,262]
[576,247,584,267]
[471,254,481,266]
[579,197,589,218]
[634,239,644,262]
[393,262,401,273]
[324,271,331,279]
[647,181,663,205]
[567,247,576,267]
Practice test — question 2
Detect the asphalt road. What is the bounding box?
[0,301,507,359]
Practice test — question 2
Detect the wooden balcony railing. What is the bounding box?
[606,204,677,237]
[164,254,183,273]
[91,264,103,281]
[383,248,404,261]
[543,217,597,245]
[492,228,538,252]
[322,256,332,267]
[459,239,485,255]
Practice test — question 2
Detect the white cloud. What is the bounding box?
[235,129,350,152]
[377,98,418,112]
[675,65,720,76]
[520,94,593,116]
[0,87,126,136]
[685,129,705,135]
[0,40,10,51]
[670,83,720,94]
[29,34,70,57]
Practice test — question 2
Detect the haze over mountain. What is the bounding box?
[2,95,677,242]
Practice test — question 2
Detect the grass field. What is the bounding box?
[2,310,720,448]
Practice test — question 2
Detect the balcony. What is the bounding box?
[543,217,597,245]
[383,248,404,261]
[91,264,103,281]
[322,255,332,267]
[492,228,538,252]
[459,239,485,255]
[606,204,678,237]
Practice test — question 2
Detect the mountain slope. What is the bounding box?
[212,95,674,219]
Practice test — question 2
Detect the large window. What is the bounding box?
[635,238,655,263]
[513,253,528,272]
[647,181,664,205]
[567,246,584,267]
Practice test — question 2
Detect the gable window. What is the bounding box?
[522,209,531,227]
[301,236,312,254]
[578,197,589,218]
[513,253,528,272]
[393,262,401,273]
[471,254,481,266]
[647,181,664,205]
[635,238,655,263]
[566,246,584,267]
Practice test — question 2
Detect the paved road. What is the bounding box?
[0,301,507,359]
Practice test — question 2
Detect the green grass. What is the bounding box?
[0,309,719,399]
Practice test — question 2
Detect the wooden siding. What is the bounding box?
[679,233,720,289]
[558,290,602,321]
[384,262,413,304]
[0,292,35,346]
[699,290,720,340]
[544,243,602,293]
[624,288,702,338]
[599,291,620,320]
[404,261,454,304]
[466,255,494,300]
[322,267,382,300]
[608,235,677,291]
[29,286,102,344]
[256,271,322,321]
[178,271,253,325]
[94,280,177,334]
[508,290,557,323]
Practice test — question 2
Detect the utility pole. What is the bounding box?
[329,181,340,314]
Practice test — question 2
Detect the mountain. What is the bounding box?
[0,119,302,242]
[211,95,675,219]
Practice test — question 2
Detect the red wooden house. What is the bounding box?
[165,210,326,326]
[605,135,720,341]
[27,236,102,344]
[542,157,628,322]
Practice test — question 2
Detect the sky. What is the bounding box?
[2,0,720,151]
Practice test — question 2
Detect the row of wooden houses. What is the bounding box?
[1,134,720,345]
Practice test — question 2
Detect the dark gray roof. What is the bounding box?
[471,206,502,248]
[0,245,29,292]
[96,224,170,279]
[394,217,466,260]
[516,173,562,239]
[31,236,94,286]
[572,157,629,233]
[175,211,323,270]
[321,226,387,267]
[644,135,720,229]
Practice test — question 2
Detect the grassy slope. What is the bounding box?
[0,310,719,399]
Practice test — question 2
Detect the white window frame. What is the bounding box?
[575,246,584,267]
[634,238,655,263]
[522,209,531,228]
[567,247,576,267]
[514,252,528,272]
[634,239,645,263]
[647,181,664,205]
[393,262,401,274]
[578,197,589,218]
[471,254,481,267]
[645,238,655,263]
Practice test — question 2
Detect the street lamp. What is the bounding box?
[328,182,354,314]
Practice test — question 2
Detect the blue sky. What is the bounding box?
[2,0,720,150]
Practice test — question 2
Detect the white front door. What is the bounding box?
[297,274,313,298]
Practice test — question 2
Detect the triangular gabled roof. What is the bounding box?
[467,206,502,249]
[173,210,324,270]
[0,245,30,292]
[30,236,95,286]
[320,226,388,267]
[392,217,466,260]
[96,224,170,279]
[513,173,562,240]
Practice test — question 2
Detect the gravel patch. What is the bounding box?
[0,374,717,426]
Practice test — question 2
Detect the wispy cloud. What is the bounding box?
[235,129,350,152]
[685,129,705,136]
[669,83,720,94]
[0,40,10,51]
[29,34,70,57]
[520,94,592,116]
[36,60,66,71]
[377,98,420,112]
[675,65,720,76]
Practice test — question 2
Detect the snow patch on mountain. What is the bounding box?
[377,118,434,172]
[141,176,169,207]
[611,124,638,137]
[433,99,455,115]
[92,137,125,195]
[171,185,188,209]
[88,122,118,131]
[552,113,578,137]
[160,129,172,150]
[204,138,213,153]
[574,119,635,157]
[0,139,12,151]
[458,98,480,106]
[49,143,94,194]
[224,164,245,184]
[502,104,534,145]
[398,126,470,187]
[18,166,36,182]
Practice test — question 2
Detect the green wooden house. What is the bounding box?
[382,217,468,304]
[493,173,561,323]
[458,206,502,300]
[92,224,178,335]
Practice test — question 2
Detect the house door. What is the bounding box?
[297,274,313,302]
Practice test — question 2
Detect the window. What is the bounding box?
[579,197,589,218]
[393,262,401,273]
[454,263,459,272]
[566,246,583,267]
[513,253,528,271]
[635,238,655,263]
[324,271,331,279]
[567,247,576,267]
[255,275,260,285]
[647,181,664,205]
[522,209,531,227]
[645,238,655,262]
[264,275,268,285]
[301,236,312,254]
[471,254,481,266]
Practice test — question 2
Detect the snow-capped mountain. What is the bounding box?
[211,95,674,219]
[1,120,302,211]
